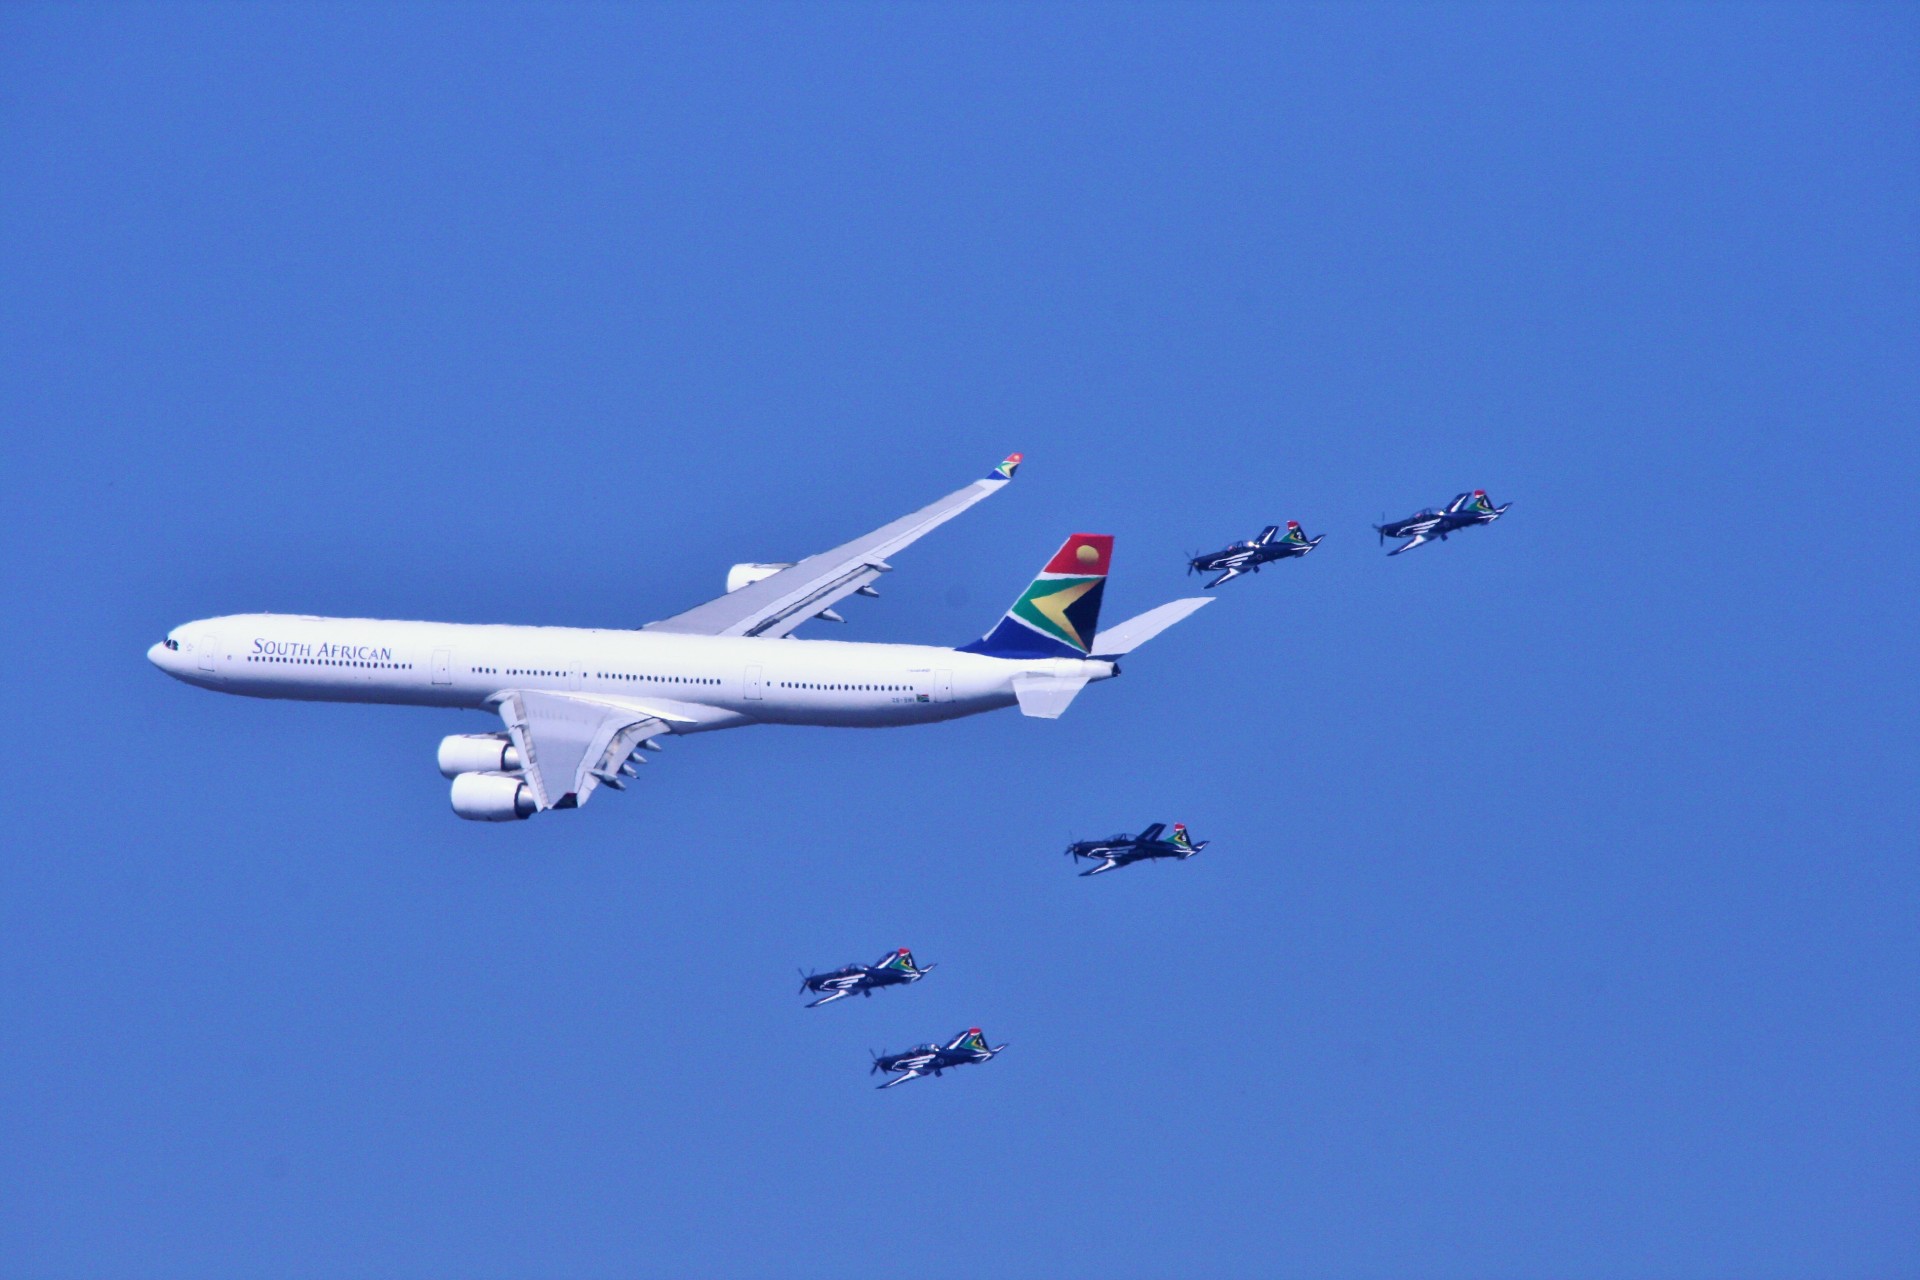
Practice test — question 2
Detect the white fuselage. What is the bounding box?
[146,613,1114,731]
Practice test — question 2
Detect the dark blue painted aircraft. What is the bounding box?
[871,1027,1007,1089]
[1375,490,1512,555]
[800,948,934,1008]
[1066,822,1209,876]
[1187,521,1324,587]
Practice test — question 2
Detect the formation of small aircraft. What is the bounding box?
[1066,822,1209,876]
[149,450,1514,1089]
[1189,490,1513,583]
[792,483,1512,1086]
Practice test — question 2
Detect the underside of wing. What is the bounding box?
[1387,531,1433,556]
[643,454,1021,639]
[491,689,688,811]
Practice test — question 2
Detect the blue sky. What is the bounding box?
[2,4,1915,1276]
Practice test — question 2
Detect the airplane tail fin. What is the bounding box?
[959,534,1113,659]
[1284,520,1314,548]
[1171,823,1207,856]
[883,947,920,974]
[954,1027,999,1054]
[1470,490,1510,519]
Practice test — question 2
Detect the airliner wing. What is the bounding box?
[643,454,1022,639]
[490,690,691,811]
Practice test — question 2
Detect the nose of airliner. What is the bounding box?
[147,638,181,674]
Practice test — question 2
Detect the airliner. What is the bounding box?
[147,454,1210,820]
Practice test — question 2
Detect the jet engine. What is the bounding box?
[726,562,791,593]
[450,771,536,821]
[437,733,522,779]
[726,562,851,623]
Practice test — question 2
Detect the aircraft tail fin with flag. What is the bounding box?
[1171,823,1208,856]
[952,1027,1002,1055]
[959,534,1113,660]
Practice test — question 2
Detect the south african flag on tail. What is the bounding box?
[959,534,1113,660]
[1171,823,1208,856]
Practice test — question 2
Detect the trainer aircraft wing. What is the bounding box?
[490,689,690,811]
[644,454,1022,639]
[1204,564,1248,588]
[1386,531,1435,556]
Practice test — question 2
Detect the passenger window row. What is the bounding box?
[476,668,722,685]
[593,673,719,685]
[249,656,410,669]
[779,682,907,691]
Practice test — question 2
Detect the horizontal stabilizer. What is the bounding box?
[1090,598,1212,658]
[1012,673,1091,719]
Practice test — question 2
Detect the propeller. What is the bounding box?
[798,967,815,994]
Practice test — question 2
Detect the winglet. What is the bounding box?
[989,452,1023,481]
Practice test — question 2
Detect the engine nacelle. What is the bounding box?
[726,561,846,622]
[727,562,792,593]
[437,733,522,779]
[450,771,536,821]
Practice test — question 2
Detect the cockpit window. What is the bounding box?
[163,638,179,651]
